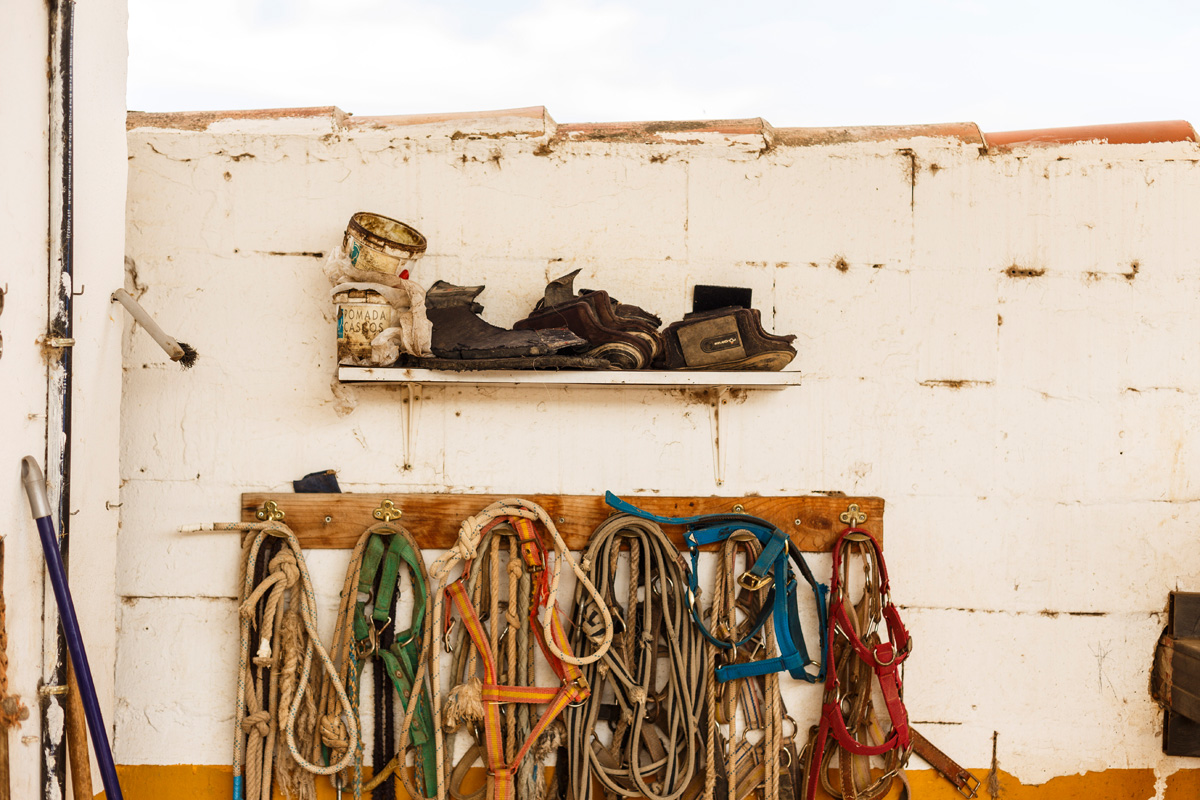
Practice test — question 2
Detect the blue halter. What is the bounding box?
[605,492,828,684]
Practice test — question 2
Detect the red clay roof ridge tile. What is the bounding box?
[773,123,984,147]
[350,106,552,134]
[126,106,346,132]
[982,120,1198,149]
[125,107,1197,150]
[557,118,770,144]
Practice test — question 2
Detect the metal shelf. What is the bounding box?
[337,367,801,389]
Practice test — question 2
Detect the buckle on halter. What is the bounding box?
[738,571,773,592]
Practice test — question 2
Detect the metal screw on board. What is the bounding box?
[733,504,745,513]
[794,519,802,526]
[324,516,333,524]
[557,517,565,524]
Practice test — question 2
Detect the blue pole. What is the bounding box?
[22,457,123,800]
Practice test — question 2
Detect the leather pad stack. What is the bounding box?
[513,270,663,370]
[423,280,608,370]
[657,307,796,371]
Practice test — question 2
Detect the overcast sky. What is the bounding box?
[128,0,1199,132]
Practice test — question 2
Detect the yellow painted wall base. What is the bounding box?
[99,765,1186,800]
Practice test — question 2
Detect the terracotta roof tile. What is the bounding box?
[557,118,769,144]
[773,123,983,147]
[983,120,1198,149]
[349,106,550,133]
[125,106,1197,152]
[126,106,346,132]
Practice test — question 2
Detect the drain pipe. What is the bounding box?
[43,2,75,799]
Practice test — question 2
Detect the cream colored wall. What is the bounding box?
[0,3,53,795]
[0,0,127,796]
[121,108,1200,792]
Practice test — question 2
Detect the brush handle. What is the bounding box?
[110,289,185,361]
[22,458,123,800]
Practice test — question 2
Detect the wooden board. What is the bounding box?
[240,493,883,552]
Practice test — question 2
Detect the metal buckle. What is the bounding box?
[956,771,981,799]
[566,674,590,706]
[738,571,773,592]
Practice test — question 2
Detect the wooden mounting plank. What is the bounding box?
[240,493,883,552]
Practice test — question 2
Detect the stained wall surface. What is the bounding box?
[0,0,127,796]
[121,107,1200,798]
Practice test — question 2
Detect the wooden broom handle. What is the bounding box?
[65,655,93,800]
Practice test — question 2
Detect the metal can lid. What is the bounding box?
[333,289,389,303]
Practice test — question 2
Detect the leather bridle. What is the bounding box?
[802,527,912,800]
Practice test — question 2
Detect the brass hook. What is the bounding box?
[374,499,402,522]
[839,503,867,527]
[255,500,285,521]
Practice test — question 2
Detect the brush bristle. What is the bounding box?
[177,342,198,369]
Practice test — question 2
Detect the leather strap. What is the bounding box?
[910,729,980,798]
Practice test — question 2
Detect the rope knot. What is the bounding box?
[242,710,271,737]
[320,714,349,752]
[630,687,648,705]
[269,549,300,587]
[452,516,484,562]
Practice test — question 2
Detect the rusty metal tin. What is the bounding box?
[335,289,399,360]
[343,212,427,279]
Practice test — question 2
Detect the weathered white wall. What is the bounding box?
[0,0,128,796]
[0,3,53,795]
[120,107,1200,790]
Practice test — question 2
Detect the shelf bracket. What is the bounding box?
[400,382,421,472]
[709,386,730,486]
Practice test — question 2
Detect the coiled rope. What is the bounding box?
[226,521,359,800]
[561,512,705,800]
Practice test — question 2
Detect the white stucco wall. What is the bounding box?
[0,0,127,796]
[120,107,1200,790]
